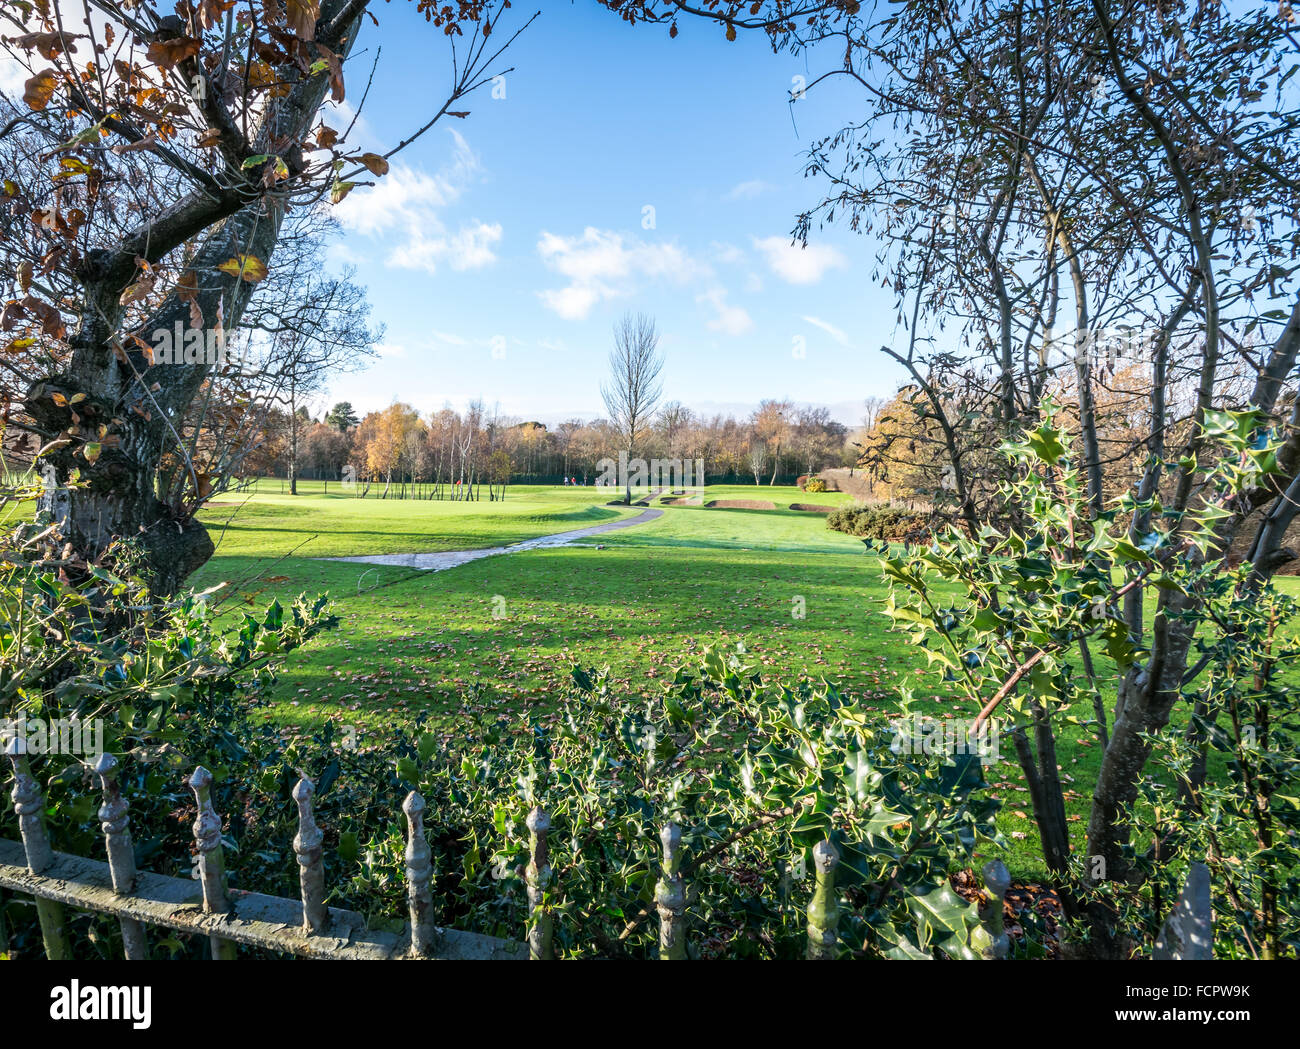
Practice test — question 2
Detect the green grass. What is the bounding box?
[203,480,632,559]
[191,481,1300,880]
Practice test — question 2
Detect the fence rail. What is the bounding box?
[2,737,1016,961]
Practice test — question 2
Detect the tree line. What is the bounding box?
[248,396,858,498]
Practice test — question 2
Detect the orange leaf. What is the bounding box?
[176,270,199,301]
[119,278,155,306]
[14,32,77,61]
[285,0,320,40]
[315,43,344,103]
[146,37,202,70]
[23,69,58,111]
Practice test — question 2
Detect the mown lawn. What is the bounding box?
[192,481,1300,879]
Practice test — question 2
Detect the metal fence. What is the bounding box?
[0,739,1020,961]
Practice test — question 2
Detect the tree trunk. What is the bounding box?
[33,402,214,596]
[289,381,299,497]
[24,0,365,595]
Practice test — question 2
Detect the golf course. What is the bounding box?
[187,481,1300,880]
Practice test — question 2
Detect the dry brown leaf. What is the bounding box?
[23,69,58,112]
[285,0,320,40]
[146,37,202,71]
[357,152,389,176]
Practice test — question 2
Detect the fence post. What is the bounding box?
[92,754,149,960]
[403,791,436,957]
[978,859,1011,959]
[5,737,68,959]
[292,775,328,935]
[805,838,840,960]
[654,822,687,960]
[188,767,237,960]
[524,806,553,960]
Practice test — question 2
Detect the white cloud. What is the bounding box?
[699,288,754,336]
[326,241,368,267]
[752,235,848,285]
[389,221,503,274]
[725,179,774,202]
[335,164,455,236]
[802,315,852,346]
[0,57,27,98]
[709,241,746,264]
[536,227,705,320]
[540,284,604,322]
[333,129,500,275]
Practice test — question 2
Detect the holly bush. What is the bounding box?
[876,398,1299,958]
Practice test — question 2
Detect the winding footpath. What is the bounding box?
[318,506,663,573]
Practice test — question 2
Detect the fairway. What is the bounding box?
[189,479,1300,881]
[192,482,886,726]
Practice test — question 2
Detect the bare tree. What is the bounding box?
[861,396,885,433]
[172,211,380,500]
[601,312,664,503]
[748,442,769,486]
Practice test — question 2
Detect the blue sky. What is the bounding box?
[318,2,908,425]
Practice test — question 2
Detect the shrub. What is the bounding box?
[3,551,1007,959]
[0,482,341,957]
[826,504,930,542]
[878,399,1300,958]
[805,477,828,493]
[358,650,1002,958]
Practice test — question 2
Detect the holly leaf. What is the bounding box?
[907,883,979,949]
[1026,424,1066,465]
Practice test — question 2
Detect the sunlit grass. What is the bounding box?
[190,481,1300,879]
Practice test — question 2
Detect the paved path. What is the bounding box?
[318,507,664,572]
